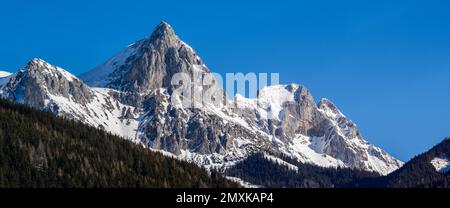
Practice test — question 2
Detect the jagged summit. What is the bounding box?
[26,58,51,68]
[81,21,208,94]
[29,57,43,64]
[26,58,57,69]
[25,58,49,70]
[145,21,180,50]
[149,21,176,41]
[22,58,78,82]
[2,58,93,108]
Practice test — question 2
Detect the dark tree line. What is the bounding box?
[226,153,380,188]
[227,139,450,188]
[0,99,240,188]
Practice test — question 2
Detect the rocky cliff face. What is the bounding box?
[108,22,207,93]
[81,22,209,107]
[234,84,402,174]
[3,58,93,109]
[2,22,403,175]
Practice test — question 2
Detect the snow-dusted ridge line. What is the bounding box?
[79,40,142,87]
[30,58,78,82]
[46,88,141,143]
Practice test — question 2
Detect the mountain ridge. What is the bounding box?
[0,21,403,176]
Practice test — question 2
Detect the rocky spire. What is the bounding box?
[149,21,177,42]
[88,21,208,95]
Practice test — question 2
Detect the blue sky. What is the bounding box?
[1,0,449,161]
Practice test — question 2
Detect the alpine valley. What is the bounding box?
[2,21,447,188]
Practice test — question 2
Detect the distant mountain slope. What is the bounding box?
[0,71,12,92]
[0,71,11,78]
[0,99,239,188]
[379,138,450,188]
[349,138,450,188]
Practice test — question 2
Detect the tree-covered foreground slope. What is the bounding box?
[226,153,380,188]
[226,139,450,188]
[0,99,239,188]
[353,138,450,188]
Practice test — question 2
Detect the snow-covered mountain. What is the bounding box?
[0,59,141,142]
[1,21,403,175]
[0,71,11,78]
[0,71,12,94]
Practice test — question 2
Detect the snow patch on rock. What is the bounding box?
[430,157,450,173]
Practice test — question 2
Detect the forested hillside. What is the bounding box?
[0,99,239,188]
[226,153,380,188]
[226,140,450,188]
[353,139,450,188]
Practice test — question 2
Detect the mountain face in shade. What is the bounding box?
[2,22,403,176]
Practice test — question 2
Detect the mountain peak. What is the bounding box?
[24,58,51,72]
[28,58,46,65]
[83,21,206,92]
[149,21,177,42]
[26,58,58,72]
[21,58,80,84]
[26,58,51,68]
[2,58,93,109]
[159,20,171,28]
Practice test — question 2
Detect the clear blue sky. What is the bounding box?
[1,0,449,161]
